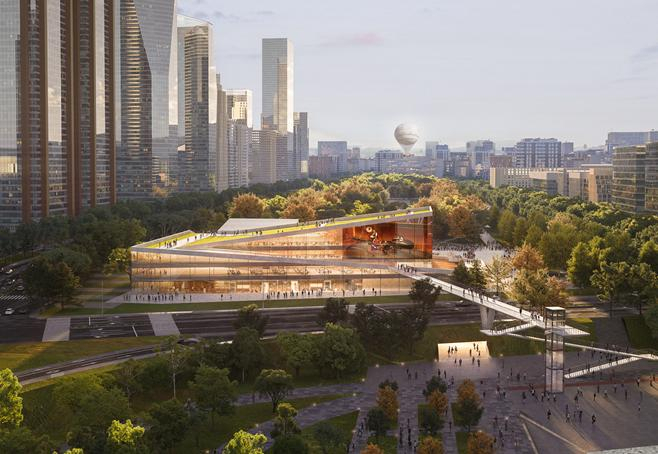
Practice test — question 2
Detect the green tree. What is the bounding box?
[24,258,80,309]
[496,210,517,244]
[104,248,132,282]
[276,332,316,377]
[161,336,191,399]
[223,430,267,454]
[524,224,543,247]
[453,380,483,432]
[0,427,53,454]
[272,402,301,437]
[469,261,487,291]
[365,407,391,443]
[591,262,632,317]
[271,434,309,454]
[42,247,93,279]
[452,261,472,287]
[317,298,349,326]
[484,256,511,296]
[639,240,658,273]
[312,421,344,454]
[644,303,658,339]
[147,399,190,453]
[510,269,567,311]
[423,376,448,398]
[189,365,238,426]
[230,327,264,383]
[538,222,579,270]
[512,218,529,246]
[567,242,598,288]
[105,419,148,454]
[233,304,268,336]
[0,369,23,429]
[313,323,366,378]
[629,263,658,315]
[254,369,294,413]
[115,359,143,400]
[419,405,443,435]
[409,278,441,308]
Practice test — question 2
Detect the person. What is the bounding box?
[547,409,551,420]
[592,414,596,424]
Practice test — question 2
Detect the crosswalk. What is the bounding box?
[0,294,27,302]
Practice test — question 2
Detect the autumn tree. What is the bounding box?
[427,390,448,416]
[229,193,266,218]
[453,380,483,432]
[361,444,384,454]
[484,256,511,295]
[376,386,398,421]
[511,244,544,272]
[510,269,567,311]
[466,430,495,454]
[448,205,480,239]
[418,436,444,454]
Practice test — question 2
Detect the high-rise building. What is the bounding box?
[606,131,658,154]
[175,15,217,193]
[425,142,450,160]
[251,130,278,185]
[0,0,118,231]
[294,112,309,178]
[513,138,562,168]
[318,141,348,174]
[262,38,293,135]
[612,143,658,214]
[466,140,495,172]
[226,89,253,128]
[118,0,177,199]
[216,75,228,191]
[223,89,252,189]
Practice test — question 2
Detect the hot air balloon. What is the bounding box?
[394,123,419,153]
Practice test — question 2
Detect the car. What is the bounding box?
[16,285,24,291]
[3,268,13,275]
[4,308,15,316]
[177,337,201,346]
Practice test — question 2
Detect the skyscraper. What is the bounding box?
[251,130,278,185]
[118,0,177,199]
[262,38,294,134]
[226,90,253,128]
[176,15,217,193]
[216,75,228,191]
[466,140,495,173]
[513,138,562,168]
[612,142,658,214]
[294,112,309,178]
[0,0,118,231]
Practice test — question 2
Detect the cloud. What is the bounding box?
[318,32,385,48]
[632,43,658,63]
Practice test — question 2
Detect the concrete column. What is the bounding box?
[479,306,496,330]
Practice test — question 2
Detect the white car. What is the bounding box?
[4,308,15,315]
[4,268,13,275]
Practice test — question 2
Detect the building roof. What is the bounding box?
[218,218,298,232]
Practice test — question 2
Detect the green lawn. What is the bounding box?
[300,411,359,453]
[0,337,163,372]
[623,316,658,351]
[366,435,398,453]
[456,431,469,453]
[174,394,346,453]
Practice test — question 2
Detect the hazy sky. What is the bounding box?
[178,0,658,151]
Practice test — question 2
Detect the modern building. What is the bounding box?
[250,129,278,185]
[606,131,658,154]
[0,0,118,231]
[226,89,253,128]
[513,138,562,168]
[118,0,177,199]
[612,143,658,214]
[425,142,450,160]
[294,112,309,178]
[489,155,513,168]
[262,38,293,134]
[130,207,434,295]
[318,141,349,174]
[216,75,229,191]
[309,155,340,179]
[466,140,495,175]
[175,15,217,193]
[224,88,253,189]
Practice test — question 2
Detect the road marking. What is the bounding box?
[519,413,586,453]
[42,317,71,342]
[148,313,180,336]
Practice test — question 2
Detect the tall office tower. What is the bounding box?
[513,138,562,168]
[251,130,278,185]
[118,0,177,199]
[216,75,228,191]
[262,38,294,134]
[425,142,450,160]
[0,0,118,231]
[226,90,253,128]
[612,143,658,214]
[318,141,349,174]
[606,131,658,154]
[175,15,217,193]
[466,140,495,171]
[294,112,309,178]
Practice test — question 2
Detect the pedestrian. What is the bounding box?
[547,409,551,420]
[592,414,596,424]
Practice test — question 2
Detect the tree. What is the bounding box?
[448,205,480,239]
[510,269,567,311]
[394,305,431,354]
[189,365,238,426]
[230,327,264,383]
[427,390,449,416]
[147,399,190,453]
[466,430,495,454]
[378,379,399,391]
[162,337,191,399]
[276,332,316,377]
[524,224,543,247]
[567,242,598,288]
[24,257,79,309]
[376,386,398,421]
[591,262,632,317]
[419,405,443,435]
[224,431,267,454]
[313,422,344,454]
[629,263,658,315]
[453,380,483,432]
[313,323,366,378]
[511,244,544,272]
[42,247,93,279]
[229,193,266,218]
[104,248,132,282]
[115,359,143,400]
[496,210,517,244]
[418,436,444,454]
[538,221,579,270]
[423,376,448,398]
[409,278,441,309]
[271,434,309,454]
[0,369,23,429]
[272,402,301,437]
[105,419,148,454]
[254,369,294,413]
[317,298,349,326]
[233,304,268,336]
[452,261,472,287]
[469,261,487,291]
[639,240,658,273]
[361,444,385,454]
[484,256,511,296]
[0,427,53,454]
[365,407,391,443]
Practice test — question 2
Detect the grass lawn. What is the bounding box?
[300,411,359,453]
[174,394,346,453]
[456,431,469,453]
[0,337,163,372]
[623,316,658,351]
[366,435,398,453]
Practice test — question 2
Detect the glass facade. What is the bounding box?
[262,38,293,135]
[130,210,433,295]
[612,145,646,214]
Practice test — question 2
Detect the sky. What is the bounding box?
[178,0,658,152]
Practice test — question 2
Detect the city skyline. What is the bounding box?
[178,0,658,150]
